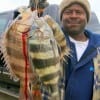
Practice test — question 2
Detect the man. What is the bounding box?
[59,0,100,100]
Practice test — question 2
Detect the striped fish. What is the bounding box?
[1,9,37,100]
[29,15,70,100]
[1,8,70,100]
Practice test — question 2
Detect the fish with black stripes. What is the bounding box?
[0,8,70,100]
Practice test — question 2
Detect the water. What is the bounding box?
[0,18,8,34]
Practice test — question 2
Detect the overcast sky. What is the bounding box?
[0,0,99,12]
[0,0,100,21]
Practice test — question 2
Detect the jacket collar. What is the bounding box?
[62,28,100,48]
[62,29,100,69]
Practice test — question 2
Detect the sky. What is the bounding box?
[0,0,100,21]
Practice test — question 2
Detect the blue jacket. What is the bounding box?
[63,29,100,100]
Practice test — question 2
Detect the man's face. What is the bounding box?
[61,4,87,36]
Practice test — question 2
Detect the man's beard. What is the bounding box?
[62,20,86,36]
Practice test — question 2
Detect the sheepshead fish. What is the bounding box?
[29,15,70,100]
[1,8,70,100]
[1,8,36,100]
